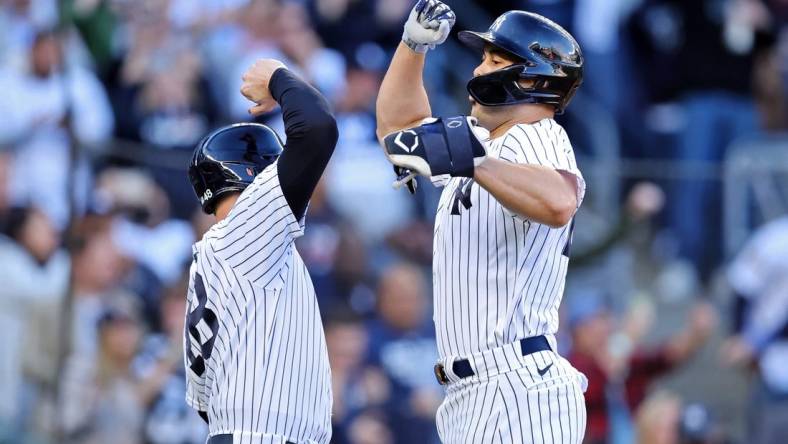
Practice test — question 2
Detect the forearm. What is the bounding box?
[270,68,338,219]
[474,158,577,228]
[375,42,432,140]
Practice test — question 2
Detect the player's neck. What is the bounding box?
[214,193,241,221]
[489,106,554,139]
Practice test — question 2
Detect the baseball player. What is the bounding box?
[376,2,588,443]
[184,59,338,444]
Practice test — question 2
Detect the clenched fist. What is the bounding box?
[240,59,287,116]
[402,0,456,54]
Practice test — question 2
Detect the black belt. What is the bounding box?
[433,335,552,385]
[208,435,295,444]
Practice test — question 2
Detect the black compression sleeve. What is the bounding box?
[268,68,338,220]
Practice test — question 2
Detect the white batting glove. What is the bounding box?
[402,0,456,54]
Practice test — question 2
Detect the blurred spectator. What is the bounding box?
[308,0,380,57]
[326,65,416,245]
[678,402,728,444]
[298,179,380,317]
[0,29,113,227]
[132,274,207,444]
[223,0,345,120]
[570,182,701,319]
[215,0,283,120]
[68,216,134,358]
[723,215,788,444]
[95,168,171,226]
[364,262,441,444]
[60,304,178,444]
[571,0,645,124]
[326,313,392,443]
[0,206,68,430]
[635,390,683,444]
[628,0,775,277]
[568,293,715,444]
[752,25,788,130]
[295,177,346,310]
[113,28,215,151]
[635,391,728,444]
[0,0,59,72]
[167,0,249,31]
[277,2,347,102]
[346,409,395,444]
[97,168,194,325]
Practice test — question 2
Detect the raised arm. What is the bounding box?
[241,60,338,220]
[269,68,337,220]
[375,0,455,140]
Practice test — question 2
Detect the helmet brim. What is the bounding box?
[457,30,493,54]
[458,30,527,64]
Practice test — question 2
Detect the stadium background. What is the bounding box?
[0,0,787,443]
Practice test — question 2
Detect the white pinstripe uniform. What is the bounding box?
[433,118,588,443]
[184,164,332,444]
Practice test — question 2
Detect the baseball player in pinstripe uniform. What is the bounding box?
[184,60,338,444]
[376,2,588,442]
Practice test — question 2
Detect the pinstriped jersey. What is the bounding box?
[184,163,332,444]
[433,118,585,359]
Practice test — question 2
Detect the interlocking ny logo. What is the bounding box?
[395,130,419,153]
[451,178,475,215]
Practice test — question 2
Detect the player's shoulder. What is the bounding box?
[506,118,565,140]
[518,119,574,155]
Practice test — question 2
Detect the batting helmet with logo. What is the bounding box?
[188,123,283,214]
[458,10,583,114]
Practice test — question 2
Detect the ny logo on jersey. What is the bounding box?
[450,178,475,215]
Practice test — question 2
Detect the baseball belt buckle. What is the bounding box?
[434,363,449,385]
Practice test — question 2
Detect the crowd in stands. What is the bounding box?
[0,0,787,443]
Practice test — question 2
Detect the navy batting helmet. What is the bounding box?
[458,11,583,113]
[189,123,283,214]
